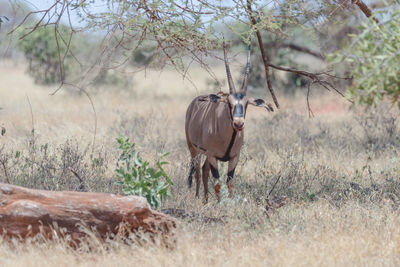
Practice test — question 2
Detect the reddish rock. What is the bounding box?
[0,183,176,242]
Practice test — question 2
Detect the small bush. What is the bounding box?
[17,26,74,85]
[331,8,400,107]
[115,137,173,209]
[0,138,112,192]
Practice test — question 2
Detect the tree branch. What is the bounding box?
[267,62,351,99]
[352,0,379,23]
[247,0,280,109]
[264,42,325,60]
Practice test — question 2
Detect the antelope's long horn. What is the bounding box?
[223,41,236,94]
[241,43,251,95]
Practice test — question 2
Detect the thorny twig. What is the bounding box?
[268,172,282,197]
[52,82,98,153]
[267,63,352,116]
[8,0,61,38]
[25,94,36,179]
[69,168,88,192]
[307,82,315,118]
[0,154,11,184]
[25,93,35,135]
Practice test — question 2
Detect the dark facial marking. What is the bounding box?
[232,93,245,118]
[233,92,244,99]
[233,104,243,117]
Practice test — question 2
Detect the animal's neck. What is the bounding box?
[225,130,238,155]
[215,104,242,161]
[214,101,243,139]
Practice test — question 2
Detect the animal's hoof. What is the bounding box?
[214,183,221,202]
[227,182,234,198]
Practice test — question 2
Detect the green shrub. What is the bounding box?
[17,25,74,85]
[330,8,400,107]
[115,137,173,209]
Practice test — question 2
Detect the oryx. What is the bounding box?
[185,42,272,201]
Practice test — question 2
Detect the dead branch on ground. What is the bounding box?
[69,168,88,192]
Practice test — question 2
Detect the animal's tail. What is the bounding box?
[187,159,195,188]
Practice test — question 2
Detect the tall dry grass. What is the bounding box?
[0,62,399,266]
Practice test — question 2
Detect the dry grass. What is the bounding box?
[0,61,399,266]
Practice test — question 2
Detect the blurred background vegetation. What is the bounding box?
[0,0,398,104]
[0,3,399,260]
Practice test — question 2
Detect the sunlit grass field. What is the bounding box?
[0,61,399,266]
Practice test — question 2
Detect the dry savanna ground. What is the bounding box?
[0,61,399,266]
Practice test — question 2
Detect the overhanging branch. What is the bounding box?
[352,0,379,23]
[264,42,325,60]
[267,62,351,98]
[247,0,280,109]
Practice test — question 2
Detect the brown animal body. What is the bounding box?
[185,42,273,201]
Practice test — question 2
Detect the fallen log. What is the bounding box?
[0,183,176,243]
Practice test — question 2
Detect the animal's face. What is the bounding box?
[227,93,271,131]
[206,40,273,131]
[228,92,248,131]
[208,92,271,131]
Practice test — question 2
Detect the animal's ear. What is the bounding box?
[248,98,274,112]
[209,94,227,103]
[209,94,220,103]
[248,98,265,107]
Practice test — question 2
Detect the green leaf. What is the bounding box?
[115,136,172,208]
[1,126,5,136]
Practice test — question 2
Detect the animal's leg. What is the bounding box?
[202,159,210,202]
[195,157,201,198]
[187,144,198,189]
[187,158,195,188]
[227,155,240,198]
[227,169,235,198]
[208,157,221,202]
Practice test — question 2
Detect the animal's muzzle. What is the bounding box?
[233,120,244,131]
